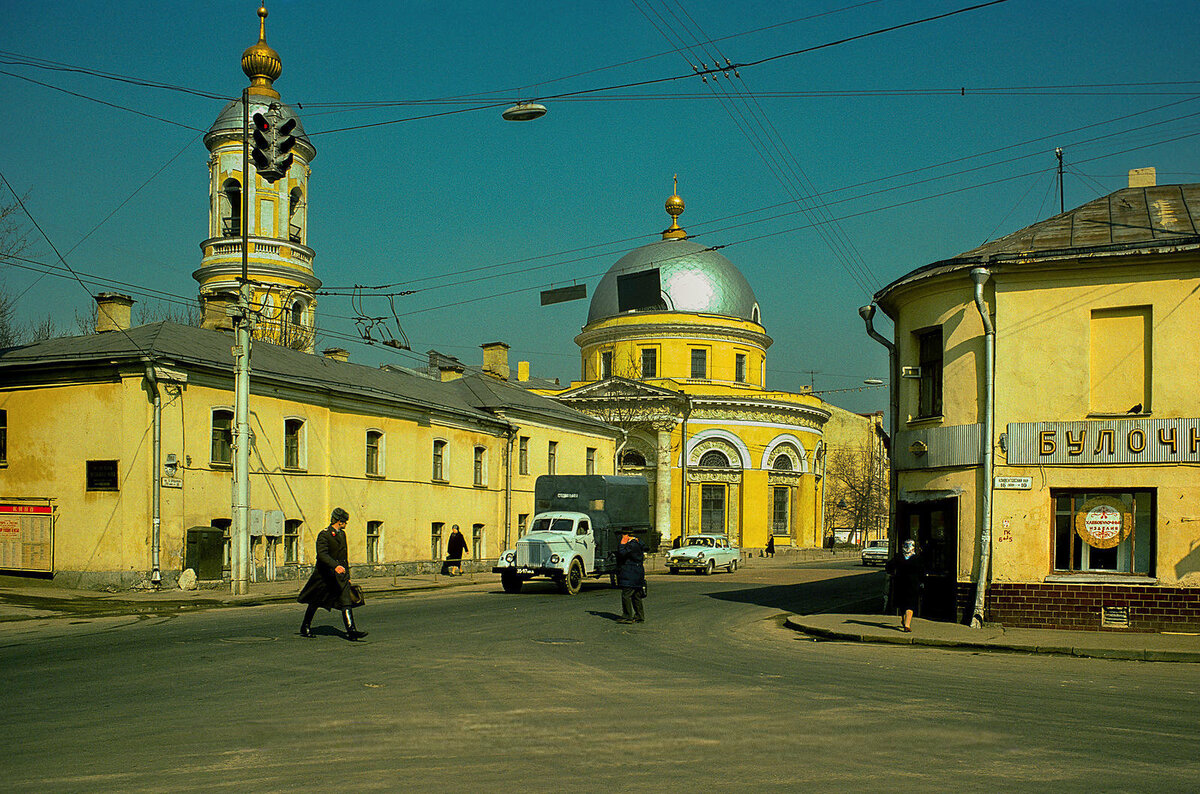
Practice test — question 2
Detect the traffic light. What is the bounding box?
[248,105,293,183]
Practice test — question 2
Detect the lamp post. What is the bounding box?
[230,88,253,595]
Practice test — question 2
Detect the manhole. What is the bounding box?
[533,638,583,645]
[219,636,277,644]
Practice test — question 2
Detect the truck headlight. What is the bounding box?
[549,554,560,565]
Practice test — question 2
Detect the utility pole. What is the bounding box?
[231,88,253,595]
[1055,147,1064,215]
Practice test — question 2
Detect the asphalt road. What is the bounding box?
[2,559,1198,792]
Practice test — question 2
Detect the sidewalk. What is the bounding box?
[784,613,1200,663]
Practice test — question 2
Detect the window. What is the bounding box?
[211,409,233,465]
[586,447,596,475]
[0,409,6,465]
[1053,490,1154,575]
[474,446,486,486]
[690,348,708,379]
[621,450,647,468]
[86,460,119,491]
[212,518,232,571]
[1090,306,1151,413]
[366,430,383,476]
[472,524,484,558]
[284,418,305,469]
[699,450,729,468]
[288,187,304,244]
[735,353,747,383]
[772,486,790,535]
[221,179,241,236]
[367,521,382,564]
[773,454,793,471]
[601,350,613,379]
[519,436,530,475]
[916,328,943,418]
[432,439,447,481]
[517,513,529,539]
[641,348,657,378]
[701,483,725,534]
[284,519,301,564]
[547,440,558,475]
[431,522,444,560]
[290,301,304,329]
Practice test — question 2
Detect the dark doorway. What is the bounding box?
[897,498,958,622]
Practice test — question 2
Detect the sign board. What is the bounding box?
[1007,418,1200,465]
[160,477,183,489]
[994,476,1032,490]
[1075,497,1130,549]
[0,503,54,573]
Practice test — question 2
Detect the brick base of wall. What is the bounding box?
[955,582,1200,632]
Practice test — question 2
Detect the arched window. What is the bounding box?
[752,304,761,324]
[290,301,304,327]
[698,450,729,468]
[773,454,793,471]
[221,179,241,236]
[621,450,647,468]
[289,187,304,243]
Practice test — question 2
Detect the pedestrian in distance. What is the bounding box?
[297,507,368,641]
[765,535,775,558]
[886,538,923,633]
[443,524,469,576]
[615,530,647,624]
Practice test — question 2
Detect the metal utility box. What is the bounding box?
[185,527,225,580]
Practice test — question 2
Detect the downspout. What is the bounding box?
[858,305,898,556]
[503,423,516,550]
[970,267,995,628]
[143,361,162,587]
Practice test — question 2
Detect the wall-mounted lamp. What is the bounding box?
[164,453,179,477]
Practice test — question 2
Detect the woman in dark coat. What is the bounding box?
[444,524,469,576]
[298,507,367,640]
[886,539,923,632]
[615,532,647,624]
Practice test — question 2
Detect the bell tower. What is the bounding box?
[194,3,319,351]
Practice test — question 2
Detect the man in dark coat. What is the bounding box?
[615,531,647,624]
[298,507,367,640]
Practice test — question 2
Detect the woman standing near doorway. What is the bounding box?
[886,539,923,632]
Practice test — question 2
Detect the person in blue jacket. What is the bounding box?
[615,531,647,624]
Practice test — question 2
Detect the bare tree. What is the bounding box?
[825,444,888,543]
[0,195,32,346]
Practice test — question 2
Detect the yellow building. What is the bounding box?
[866,170,1200,630]
[547,192,884,551]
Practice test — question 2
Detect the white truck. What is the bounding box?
[493,474,653,594]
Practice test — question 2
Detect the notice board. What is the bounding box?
[0,503,54,572]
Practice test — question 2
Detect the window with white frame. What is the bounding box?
[547,440,558,475]
[366,430,383,476]
[519,436,529,475]
[284,418,305,469]
[586,447,596,475]
[474,446,486,486]
[211,409,233,465]
[433,439,447,481]
[367,520,382,564]
[431,522,444,560]
[472,524,484,558]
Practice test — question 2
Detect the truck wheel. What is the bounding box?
[558,559,584,595]
[501,572,523,593]
[703,559,715,575]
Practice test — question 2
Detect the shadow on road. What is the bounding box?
[586,610,626,622]
[705,572,887,616]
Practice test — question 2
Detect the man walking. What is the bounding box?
[297,507,368,641]
[615,531,647,624]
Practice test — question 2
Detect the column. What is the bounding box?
[655,430,672,544]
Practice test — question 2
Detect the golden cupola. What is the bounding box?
[241,4,282,98]
[663,177,687,240]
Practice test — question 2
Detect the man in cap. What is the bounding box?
[297,507,368,640]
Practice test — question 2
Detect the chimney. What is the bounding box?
[517,361,530,382]
[199,291,237,332]
[480,341,510,380]
[439,362,464,382]
[322,348,349,363]
[1128,167,1156,188]
[95,293,135,333]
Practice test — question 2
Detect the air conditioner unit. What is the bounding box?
[901,366,922,379]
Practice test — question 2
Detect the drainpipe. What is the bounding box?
[970,267,995,628]
[858,305,898,557]
[503,423,517,550]
[143,361,162,587]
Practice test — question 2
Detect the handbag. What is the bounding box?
[348,583,366,607]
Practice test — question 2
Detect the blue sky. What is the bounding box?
[1,0,1197,416]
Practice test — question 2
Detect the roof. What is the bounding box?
[0,322,612,434]
[587,238,761,325]
[875,182,1200,304]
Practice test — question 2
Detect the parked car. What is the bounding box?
[666,534,740,574]
[861,539,890,566]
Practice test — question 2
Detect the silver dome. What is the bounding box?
[203,97,315,160]
[586,238,760,325]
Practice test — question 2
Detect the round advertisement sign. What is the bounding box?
[1074,497,1130,550]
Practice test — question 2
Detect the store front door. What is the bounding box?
[897,498,958,622]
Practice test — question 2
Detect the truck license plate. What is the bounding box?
[517,567,535,574]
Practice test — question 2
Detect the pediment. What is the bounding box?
[556,376,683,402]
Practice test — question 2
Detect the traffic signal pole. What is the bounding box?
[232,88,253,595]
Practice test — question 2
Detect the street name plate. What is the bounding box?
[995,476,1032,490]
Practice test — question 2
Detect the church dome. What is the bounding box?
[586,192,760,325]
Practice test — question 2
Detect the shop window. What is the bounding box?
[367,521,382,564]
[211,409,233,465]
[641,348,657,378]
[547,440,558,475]
[284,418,305,470]
[586,447,596,475]
[690,348,708,379]
[915,327,943,418]
[432,439,447,481]
[772,486,790,535]
[518,436,529,475]
[1053,490,1154,575]
[284,519,301,564]
[86,460,119,491]
[1090,306,1151,414]
[366,430,383,476]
